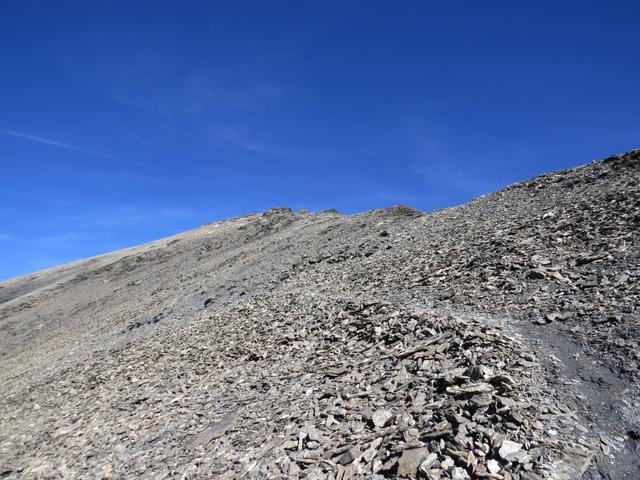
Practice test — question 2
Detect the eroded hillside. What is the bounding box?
[1,150,638,479]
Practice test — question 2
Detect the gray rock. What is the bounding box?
[397,447,430,477]
[499,440,523,461]
[439,287,455,300]
[371,409,393,428]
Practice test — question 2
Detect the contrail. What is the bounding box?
[0,127,158,170]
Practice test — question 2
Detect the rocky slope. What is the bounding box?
[0,149,638,479]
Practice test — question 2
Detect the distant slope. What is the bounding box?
[0,150,638,479]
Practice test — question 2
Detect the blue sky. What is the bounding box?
[1,1,638,280]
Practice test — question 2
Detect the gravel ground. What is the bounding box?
[0,149,638,479]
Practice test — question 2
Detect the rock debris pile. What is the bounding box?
[0,149,638,479]
[192,295,593,480]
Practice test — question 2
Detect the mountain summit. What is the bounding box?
[1,150,639,479]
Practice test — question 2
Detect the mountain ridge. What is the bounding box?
[1,149,639,479]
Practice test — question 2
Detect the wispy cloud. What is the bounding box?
[0,127,158,170]
[0,234,14,242]
[216,127,370,161]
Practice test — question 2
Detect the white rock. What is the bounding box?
[487,458,501,474]
[371,409,393,428]
[451,466,470,479]
[499,439,523,460]
[441,456,455,470]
